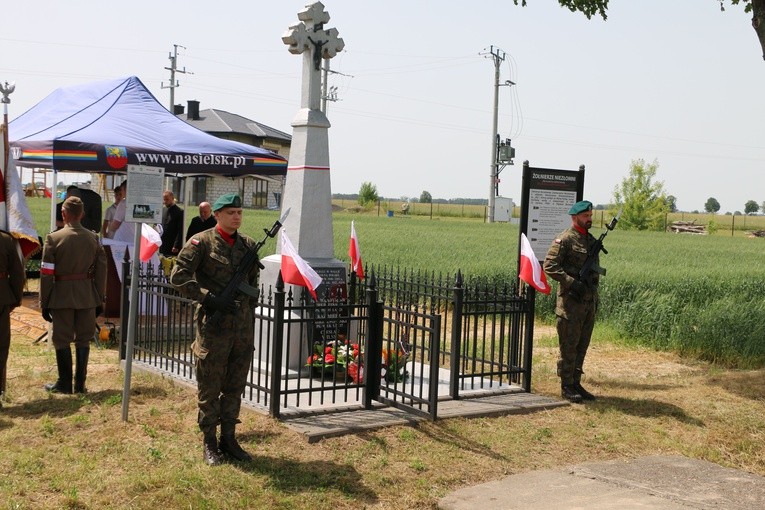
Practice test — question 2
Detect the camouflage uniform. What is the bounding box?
[169,227,258,436]
[543,226,599,388]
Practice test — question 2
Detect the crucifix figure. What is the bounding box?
[282,1,344,112]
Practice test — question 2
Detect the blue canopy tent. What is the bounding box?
[9,76,287,176]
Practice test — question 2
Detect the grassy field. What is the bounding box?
[8,197,765,508]
[332,198,765,234]
[25,196,765,367]
[3,324,765,509]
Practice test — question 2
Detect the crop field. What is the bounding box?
[25,197,765,368]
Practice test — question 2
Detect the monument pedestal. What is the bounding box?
[257,254,348,373]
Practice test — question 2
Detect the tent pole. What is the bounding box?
[50,169,57,233]
[183,176,192,233]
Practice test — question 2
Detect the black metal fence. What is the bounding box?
[120,259,536,421]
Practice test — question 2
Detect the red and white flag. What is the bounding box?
[1,131,40,259]
[139,223,162,262]
[348,220,364,279]
[519,233,550,294]
[280,230,322,300]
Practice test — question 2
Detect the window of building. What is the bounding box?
[191,177,207,205]
[252,178,268,208]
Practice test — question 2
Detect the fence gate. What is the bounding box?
[374,304,441,420]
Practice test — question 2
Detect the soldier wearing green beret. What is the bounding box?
[170,193,259,465]
[543,200,599,403]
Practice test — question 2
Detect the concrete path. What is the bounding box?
[439,455,765,510]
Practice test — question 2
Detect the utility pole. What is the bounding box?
[484,45,505,223]
[320,58,349,114]
[161,44,190,112]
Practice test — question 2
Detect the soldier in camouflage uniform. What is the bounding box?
[543,200,599,404]
[170,193,258,466]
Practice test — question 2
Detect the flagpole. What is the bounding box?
[0,81,14,232]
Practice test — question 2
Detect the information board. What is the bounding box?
[125,165,164,223]
[520,163,584,261]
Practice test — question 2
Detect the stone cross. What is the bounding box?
[274,1,344,258]
[257,2,347,371]
[282,2,344,111]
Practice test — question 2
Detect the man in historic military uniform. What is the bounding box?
[543,200,600,404]
[40,196,107,394]
[170,193,259,466]
[0,230,26,407]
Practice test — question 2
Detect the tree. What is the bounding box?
[744,199,760,215]
[705,197,721,214]
[419,190,432,204]
[612,159,669,231]
[357,182,379,207]
[665,195,678,213]
[511,1,765,61]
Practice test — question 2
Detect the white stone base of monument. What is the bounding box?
[253,305,307,380]
[259,254,349,373]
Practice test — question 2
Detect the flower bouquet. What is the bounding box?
[381,346,409,383]
[306,340,364,383]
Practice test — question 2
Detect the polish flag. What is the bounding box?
[1,135,40,259]
[519,233,550,294]
[139,223,162,262]
[280,230,323,300]
[348,220,364,279]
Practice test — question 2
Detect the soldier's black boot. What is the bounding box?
[561,384,583,403]
[74,347,90,394]
[202,430,223,466]
[45,347,73,394]
[574,382,596,401]
[219,423,253,462]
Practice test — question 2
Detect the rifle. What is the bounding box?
[577,210,621,290]
[205,208,289,327]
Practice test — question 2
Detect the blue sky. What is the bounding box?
[2,1,763,213]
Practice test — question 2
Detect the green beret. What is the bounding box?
[568,200,593,215]
[212,193,242,212]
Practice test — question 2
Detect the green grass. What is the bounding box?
[25,197,765,368]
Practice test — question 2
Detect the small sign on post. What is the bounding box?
[125,165,164,223]
[122,164,164,422]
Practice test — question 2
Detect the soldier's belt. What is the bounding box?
[54,273,94,282]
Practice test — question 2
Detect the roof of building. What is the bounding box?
[178,108,292,143]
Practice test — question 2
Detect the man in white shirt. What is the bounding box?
[101,185,124,239]
[110,181,135,243]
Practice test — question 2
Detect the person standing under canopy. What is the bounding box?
[159,191,184,256]
[185,201,216,241]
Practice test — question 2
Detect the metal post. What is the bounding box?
[121,224,143,421]
[449,271,464,399]
[521,287,535,393]
[120,250,131,359]
[363,272,381,408]
[428,315,441,420]
[269,273,286,418]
